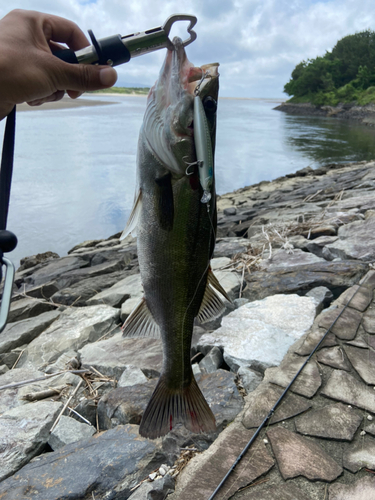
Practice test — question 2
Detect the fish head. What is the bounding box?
[143,37,219,177]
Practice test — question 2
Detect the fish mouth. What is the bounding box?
[143,37,219,175]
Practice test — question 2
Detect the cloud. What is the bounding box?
[1,0,375,97]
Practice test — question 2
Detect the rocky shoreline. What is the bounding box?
[275,101,375,126]
[0,159,375,499]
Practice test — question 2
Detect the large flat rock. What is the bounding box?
[318,305,362,340]
[0,400,63,481]
[19,305,120,370]
[198,294,317,372]
[0,367,44,414]
[329,476,375,500]
[267,426,343,481]
[86,273,143,307]
[343,435,375,472]
[0,425,168,500]
[337,284,373,311]
[343,345,375,384]
[316,346,352,371]
[242,483,313,500]
[24,255,89,287]
[258,248,325,270]
[326,215,375,261]
[7,297,57,323]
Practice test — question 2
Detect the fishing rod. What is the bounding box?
[208,274,369,499]
[0,14,198,333]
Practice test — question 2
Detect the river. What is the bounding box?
[2,95,375,267]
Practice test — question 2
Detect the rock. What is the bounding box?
[213,237,249,258]
[242,261,368,302]
[24,255,89,287]
[18,251,60,271]
[18,281,59,300]
[318,305,362,340]
[68,239,103,253]
[337,284,373,311]
[199,347,223,373]
[305,235,339,258]
[44,350,79,374]
[305,286,333,314]
[259,248,325,270]
[48,415,96,450]
[0,424,169,500]
[212,268,242,300]
[0,400,63,481]
[343,345,375,384]
[223,207,237,216]
[86,273,143,308]
[70,399,97,427]
[198,294,317,372]
[267,426,342,481]
[0,310,61,355]
[329,476,375,500]
[294,327,338,356]
[295,403,362,441]
[117,365,149,387]
[316,346,352,371]
[325,215,375,261]
[121,296,141,321]
[0,365,9,375]
[321,369,375,413]
[237,366,263,393]
[7,297,57,323]
[79,332,163,380]
[264,355,321,398]
[0,367,44,414]
[343,435,375,472]
[363,307,375,333]
[128,476,175,500]
[246,483,313,500]
[18,305,120,370]
[242,383,311,428]
[97,380,157,429]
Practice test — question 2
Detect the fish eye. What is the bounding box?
[203,96,217,114]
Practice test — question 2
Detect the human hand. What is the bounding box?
[0,9,118,119]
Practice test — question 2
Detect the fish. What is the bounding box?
[122,36,227,439]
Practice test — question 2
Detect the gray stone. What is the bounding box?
[259,248,325,270]
[344,345,375,384]
[0,364,8,374]
[199,347,223,373]
[0,310,60,355]
[48,415,95,450]
[243,483,313,500]
[321,369,375,413]
[326,215,375,261]
[44,350,79,374]
[337,284,373,311]
[19,281,59,299]
[213,237,250,258]
[0,424,169,500]
[316,346,352,371]
[24,255,89,287]
[211,256,232,270]
[238,366,263,393]
[295,403,362,440]
[242,382,311,428]
[0,367,44,414]
[79,332,162,380]
[264,355,321,398]
[294,328,338,356]
[7,297,57,323]
[360,269,375,290]
[121,296,141,321]
[19,305,120,370]
[128,476,175,500]
[267,426,343,481]
[212,268,242,300]
[322,246,335,260]
[363,308,375,333]
[305,235,339,258]
[198,294,317,372]
[329,476,375,500]
[117,365,149,387]
[343,435,375,472]
[86,273,143,307]
[0,400,63,481]
[305,286,333,314]
[318,305,362,340]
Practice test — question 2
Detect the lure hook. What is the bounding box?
[194,71,212,96]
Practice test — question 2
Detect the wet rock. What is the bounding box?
[237,366,263,393]
[0,400,63,481]
[117,365,149,387]
[0,425,168,500]
[343,345,375,384]
[86,273,143,308]
[19,305,120,370]
[48,415,96,450]
[337,284,373,311]
[343,435,375,472]
[318,305,362,340]
[242,382,311,428]
[242,261,368,302]
[264,354,322,398]
[198,294,317,372]
[325,215,375,261]
[321,369,375,413]
[295,402,362,441]
[0,310,60,355]
[267,426,342,481]
[329,476,375,500]
[79,332,163,379]
[316,346,352,371]
[7,297,57,323]
[199,346,223,373]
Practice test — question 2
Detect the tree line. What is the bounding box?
[284,30,375,106]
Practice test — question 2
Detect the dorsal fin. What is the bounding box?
[122,297,160,339]
[121,189,142,240]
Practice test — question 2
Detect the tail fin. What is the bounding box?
[139,374,216,439]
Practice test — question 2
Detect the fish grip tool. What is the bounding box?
[53,14,197,66]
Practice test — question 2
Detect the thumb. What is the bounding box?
[55,62,118,92]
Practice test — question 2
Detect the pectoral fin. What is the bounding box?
[121,189,142,240]
[122,297,160,339]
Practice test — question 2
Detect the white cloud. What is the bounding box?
[1,0,375,97]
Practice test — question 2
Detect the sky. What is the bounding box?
[1,0,375,98]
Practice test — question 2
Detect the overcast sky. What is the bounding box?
[1,1,375,97]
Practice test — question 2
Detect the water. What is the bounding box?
[2,95,375,267]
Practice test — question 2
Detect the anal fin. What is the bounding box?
[122,297,160,339]
[197,267,231,324]
[121,189,142,240]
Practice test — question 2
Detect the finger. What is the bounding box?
[42,14,90,51]
[67,90,84,99]
[55,63,118,92]
[27,90,65,106]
